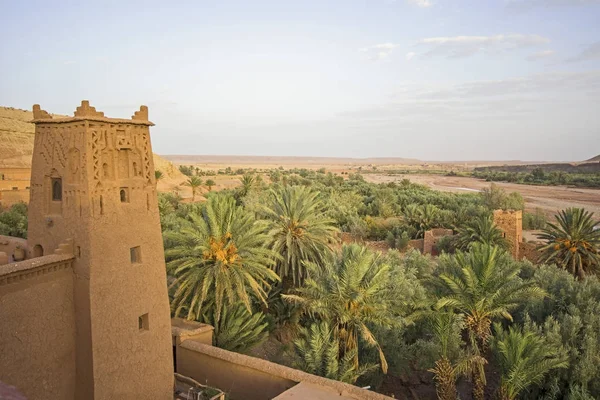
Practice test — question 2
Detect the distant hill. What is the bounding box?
[0,106,183,181]
[586,154,600,163]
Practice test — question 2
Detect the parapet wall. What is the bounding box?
[175,339,393,400]
[0,254,76,400]
[0,235,28,264]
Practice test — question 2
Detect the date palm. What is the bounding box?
[238,174,257,198]
[183,176,203,201]
[165,195,279,323]
[205,179,216,192]
[537,208,600,279]
[201,303,269,353]
[261,185,338,286]
[403,203,441,238]
[284,244,397,373]
[436,243,545,400]
[455,214,508,251]
[428,313,486,400]
[292,321,376,383]
[491,323,568,400]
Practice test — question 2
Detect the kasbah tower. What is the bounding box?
[28,101,173,399]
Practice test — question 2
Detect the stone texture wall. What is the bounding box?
[493,210,523,259]
[0,254,76,400]
[423,228,454,255]
[519,241,542,264]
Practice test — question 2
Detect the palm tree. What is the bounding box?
[537,208,600,279]
[455,214,508,251]
[201,303,269,353]
[261,185,338,286]
[238,174,257,198]
[155,170,164,181]
[402,203,441,238]
[428,313,486,400]
[284,244,397,373]
[436,243,545,400]
[205,179,216,192]
[165,195,279,323]
[491,323,568,400]
[291,321,376,384]
[183,176,203,201]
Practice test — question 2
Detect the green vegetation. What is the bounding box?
[537,208,600,279]
[473,167,600,188]
[165,195,279,323]
[150,167,600,398]
[205,179,216,191]
[261,185,338,286]
[183,176,203,201]
[0,202,28,238]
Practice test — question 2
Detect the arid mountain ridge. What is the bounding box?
[1,106,596,169]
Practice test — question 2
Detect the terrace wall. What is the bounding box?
[0,254,76,400]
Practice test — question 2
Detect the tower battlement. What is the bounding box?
[31,100,153,125]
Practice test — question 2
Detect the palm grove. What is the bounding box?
[127,168,597,399]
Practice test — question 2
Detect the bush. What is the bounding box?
[523,208,547,230]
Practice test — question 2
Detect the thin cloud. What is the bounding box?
[407,0,433,7]
[360,43,399,61]
[568,41,600,62]
[507,0,600,12]
[406,52,416,61]
[416,34,550,58]
[526,49,556,61]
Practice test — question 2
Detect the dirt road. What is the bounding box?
[365,174,600,218]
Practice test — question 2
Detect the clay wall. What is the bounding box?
[493,210,523,259]
[175,341,392,400]
[0,254,76,400]
[0,235,28,264]
[0,168,31,180]
[519,241,542,264]
[408,239,424,252]
[0,189,29,206]
[423,229,454,255]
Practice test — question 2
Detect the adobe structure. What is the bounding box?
[0,101,173,399]
[0,101,394,400]
[493,209,523,259]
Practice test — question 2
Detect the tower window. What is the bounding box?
[130,246,142,263]
[120,187,130,203]
[138,313,149,331]
[51,178,62,201]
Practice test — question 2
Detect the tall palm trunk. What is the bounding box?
[431,356,457,400]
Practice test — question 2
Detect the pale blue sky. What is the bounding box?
[1,0,599,161]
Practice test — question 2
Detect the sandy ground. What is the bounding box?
[365,173,600,218]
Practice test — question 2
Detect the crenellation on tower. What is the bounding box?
[74,100,104,118]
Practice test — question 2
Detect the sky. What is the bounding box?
[1,0,599,161]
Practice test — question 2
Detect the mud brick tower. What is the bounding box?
[27,101,173,399]
[493,209,523,259]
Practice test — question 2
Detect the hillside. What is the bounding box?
[0,106,184,183]
[586,154,600,163]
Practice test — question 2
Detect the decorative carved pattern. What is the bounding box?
[90,128,101,187]
[116,128,133,149]
[141,131,152,184]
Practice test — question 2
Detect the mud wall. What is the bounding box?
[0,254,76,400]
